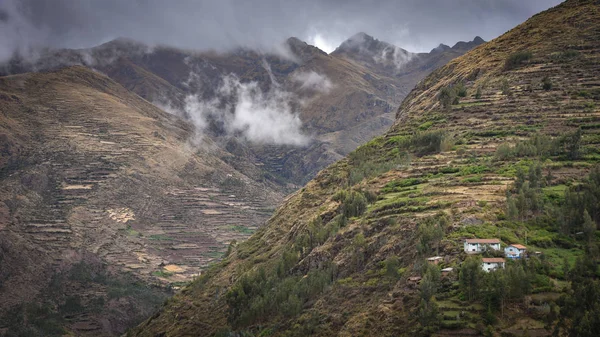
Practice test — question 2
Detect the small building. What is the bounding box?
[504,244,527,259]
[427,256,443,265]
[481,258,506,272]
[408,276,422,284]
[441,267,454,277]
[464,238,501,253]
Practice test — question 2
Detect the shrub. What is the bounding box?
[455,83,467,97]
[505,51,532,70]
[501,79,511,95]
[439,86,456,109]
[542,76,552,91]
[475,86,482,99]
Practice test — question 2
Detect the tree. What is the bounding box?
[542,76,553,91]
[483,270,509,317]
[583,210,596,243]
[418,298,440,334]
[420,264,441,302]
[439,86,456,110]
[563,128,582,160]
[475,86,482,99]
[455,83,467,97]
[417,217,445,255]
[384,256,401,279]
[506,192,519,220]
[460,256,483,301]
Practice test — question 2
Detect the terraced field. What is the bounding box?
[0,66,282,335]
[129,1,600,336]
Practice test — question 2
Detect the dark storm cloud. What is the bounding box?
[0,0,563,61]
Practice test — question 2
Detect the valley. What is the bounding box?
[127,1,600,336]
[0,29,481,336]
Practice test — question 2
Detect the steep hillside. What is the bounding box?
[131,1,600,336]
[1,35,480,186]
[0,66,284,336]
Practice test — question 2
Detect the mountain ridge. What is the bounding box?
[129,1,600,336]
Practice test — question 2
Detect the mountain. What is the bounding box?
[0,66,285,335]
[0,32,482,335]
[130,1,600,336]
[0,34,481,186]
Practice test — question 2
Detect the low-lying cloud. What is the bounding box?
[292,71,333,93]
[183,73,312,146]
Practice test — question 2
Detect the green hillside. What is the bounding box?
[130,1,600,336]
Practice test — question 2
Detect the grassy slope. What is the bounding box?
[131,1,600,336]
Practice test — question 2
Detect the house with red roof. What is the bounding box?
[504,244,527,259]
[463,238,501,254]
[481,258,506,272]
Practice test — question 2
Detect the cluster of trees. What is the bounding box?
[506,162,545,221]
[495,130,582,161]
[417,264,442,335]
[459,257,535,317]
[226,188,379,329]
[561,165,600,239]
[504,50,532,70]
[348,129,454,185]
[557,253,600,336]
[225,259,335,328]
[416,213,449,256]
[438,83,467,109]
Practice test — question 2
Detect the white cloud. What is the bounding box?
[308,33,337,54]
[291,71,333,93]
[183,73,310,146]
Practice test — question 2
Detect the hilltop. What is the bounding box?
[130,1,600,336]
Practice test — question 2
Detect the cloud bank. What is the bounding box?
[0,0,563,62]
[181,68,334,146]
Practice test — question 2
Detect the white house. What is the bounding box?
[463,238,501,253]
[504,244,527,259]
[441,267,454,277]
[481,258,506,272]
[427,256,443,265]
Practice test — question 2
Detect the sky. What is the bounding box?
[0,0,563,62]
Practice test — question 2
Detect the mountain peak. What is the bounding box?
[334,32,387,54]
[451,36,486,50]
[284,37,327,61]
[430,43,451,53]
[332,32,414,70]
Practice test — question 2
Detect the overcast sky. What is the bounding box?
[0,0,563,61]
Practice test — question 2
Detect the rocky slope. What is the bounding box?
[1,35,482,186]
[0,66,284,335]
[130,1,600,336]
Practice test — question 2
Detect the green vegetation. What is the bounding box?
[550,50,578,62]
[0,261,169,337]
[542,76,553,91]
[439,83,466,108]
[348,130,453,185]
[504,50,533,70]
[417,213,448,255]
[494,130,582,161]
